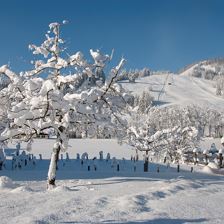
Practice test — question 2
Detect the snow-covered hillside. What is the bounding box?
[179,59,224,78]
[121,72,224,110]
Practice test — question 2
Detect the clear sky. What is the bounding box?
[0,0,224,72]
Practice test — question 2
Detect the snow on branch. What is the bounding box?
[0,65,20,83]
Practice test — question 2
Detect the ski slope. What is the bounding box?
[121,73,224,110]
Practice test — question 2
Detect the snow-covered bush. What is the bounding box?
[0,176,15,189]
[207,162,219,169]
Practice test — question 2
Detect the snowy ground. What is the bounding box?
[1,173,224,224]
[1,139,224,224]
[6,138,133,160]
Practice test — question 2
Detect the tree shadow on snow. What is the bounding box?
[1,158,224,184]
[109,218,207,224]
[152,100,170,106]
[61,218,208,224]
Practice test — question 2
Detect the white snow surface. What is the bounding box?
[7,138,133,159]
[0,176,16,189]
[1,175,224,224]
[121,73,224,110]
[1,139,224,223]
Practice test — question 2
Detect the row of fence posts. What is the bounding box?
[8,150,196,173]
[11,152,41,170]
[58,152,186,173]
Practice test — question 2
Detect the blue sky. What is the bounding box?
[0,0,224,72]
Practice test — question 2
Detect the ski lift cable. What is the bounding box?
[157,72,170,101]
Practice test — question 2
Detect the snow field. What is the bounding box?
[7,138,133,160]
[0,175,224,223]
[1,139,224,223]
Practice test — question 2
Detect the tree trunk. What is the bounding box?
[47,115,65,189]
[47,143,60,188]
[219,153,223,168]
[205,154,208,165]
[144,151,149,172]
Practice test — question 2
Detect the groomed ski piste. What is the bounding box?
[1,138,224,224]
[121,70,224,111]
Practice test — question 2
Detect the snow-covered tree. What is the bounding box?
[0,22,127,188]
[136,91,153,113]
[0,74,10,90]
[215,75,224,96]
[123,108,201,164]
[115,68,151,82]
